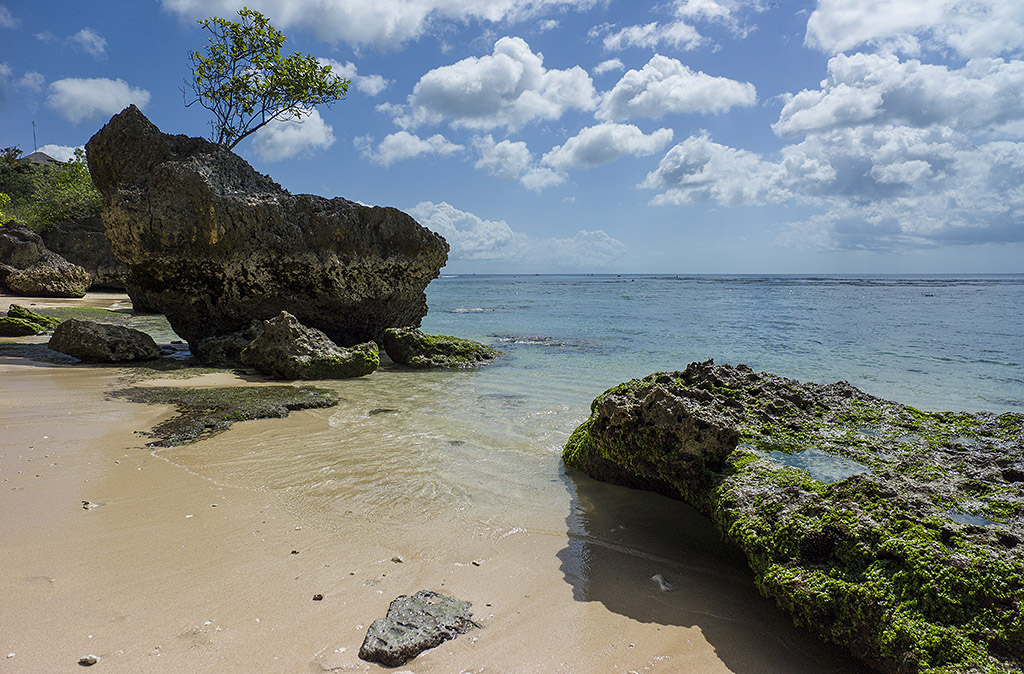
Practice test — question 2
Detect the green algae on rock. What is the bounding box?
[382,327,501,369]
[7,304,62,329]
[240,311,378,379]
[109,385,338,446]
[0,315,46,336]
[563,360,1023,674]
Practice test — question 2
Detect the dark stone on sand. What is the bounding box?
[382,327,501,369]
[85,105,448,361]
[48,318,160,362]
[240,311,378,380]
[359,590,480,667]
[564,359,1024,674]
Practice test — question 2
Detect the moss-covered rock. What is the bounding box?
[0,315,45,336]
[382,327,501,369]
[7,303,62,328]
[564,360,1023,674]
[109,385,338,446]
[240,311,378,379]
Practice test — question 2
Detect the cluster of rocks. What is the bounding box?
[564,360,1023,674]
[85,105,450,359]
[237,311,500,380]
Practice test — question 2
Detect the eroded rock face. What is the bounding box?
[40,216,129,290]
[359,590,479,667]
[565,360,1024,674]
[240,310,378,380]
[382,327,501,368]
[48,318,160,362]
[0,223,91,298]
[85,105,448,361]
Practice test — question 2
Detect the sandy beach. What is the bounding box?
[0,294,867,673]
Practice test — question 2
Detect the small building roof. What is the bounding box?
[18,152,59,166]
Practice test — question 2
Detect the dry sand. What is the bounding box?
[1,294,867,673]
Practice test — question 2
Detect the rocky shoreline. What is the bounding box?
[564,360,1023,674]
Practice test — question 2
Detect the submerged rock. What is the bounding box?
[0,223,91,298]
[48,318,160,362]
[85,106,448,362]
[109,384,338,446]
[359,590,479,667]
[564,360,1024,674]
[240,311,378,380]
[383,327,501,368]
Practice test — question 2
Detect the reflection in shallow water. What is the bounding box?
[759,448,872,484]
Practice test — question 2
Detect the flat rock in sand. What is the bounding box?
[359,590,479,667]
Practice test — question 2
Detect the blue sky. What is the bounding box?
[1,0,1023,273]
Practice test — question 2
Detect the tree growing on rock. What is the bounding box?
[185,7,349,151]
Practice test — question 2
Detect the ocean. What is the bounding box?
[153,274,1023,671]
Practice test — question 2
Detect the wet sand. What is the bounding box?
[1,294,868,673]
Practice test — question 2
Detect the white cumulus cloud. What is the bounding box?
[774,53,1024,137]
[805,0,1024,59]
[46,78,151,124]
[591,0,765,51]
[597,54,756,121]
[471,134,567,191]
[36,144,82,162]
[357,131,464,166]
[318,58,390,96]
[73,28,107,56]
[642,125,1024,250]
[473,135,534,179]
[543,123,673,169]
[251,109,335,161]
[162,0,600,50]
[593,58,624,75]
[408,201,626,268]
[393,36,597,131]
[640,132,788,206]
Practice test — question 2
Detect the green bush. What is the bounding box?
[0,147,102,230]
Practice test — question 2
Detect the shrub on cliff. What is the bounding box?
[185,7,349,150]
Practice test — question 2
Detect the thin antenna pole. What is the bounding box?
[32,121,37,152]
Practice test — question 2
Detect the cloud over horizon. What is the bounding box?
[410,200,626,268]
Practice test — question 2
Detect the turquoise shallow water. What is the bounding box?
[420,274,1024,414]
[135,274,1021,671]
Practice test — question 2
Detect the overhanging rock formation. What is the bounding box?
[86,105,448,363]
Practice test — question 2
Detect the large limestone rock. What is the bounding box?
[240,310,378,380]
[565,360,1024,674]
[48,318,160,362]
[0,223,91,297]
[40,216,129,290]
[85,105,448,362]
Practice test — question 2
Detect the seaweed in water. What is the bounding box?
[108,385,339,447]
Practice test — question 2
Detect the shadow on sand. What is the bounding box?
[558,468,872,674]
